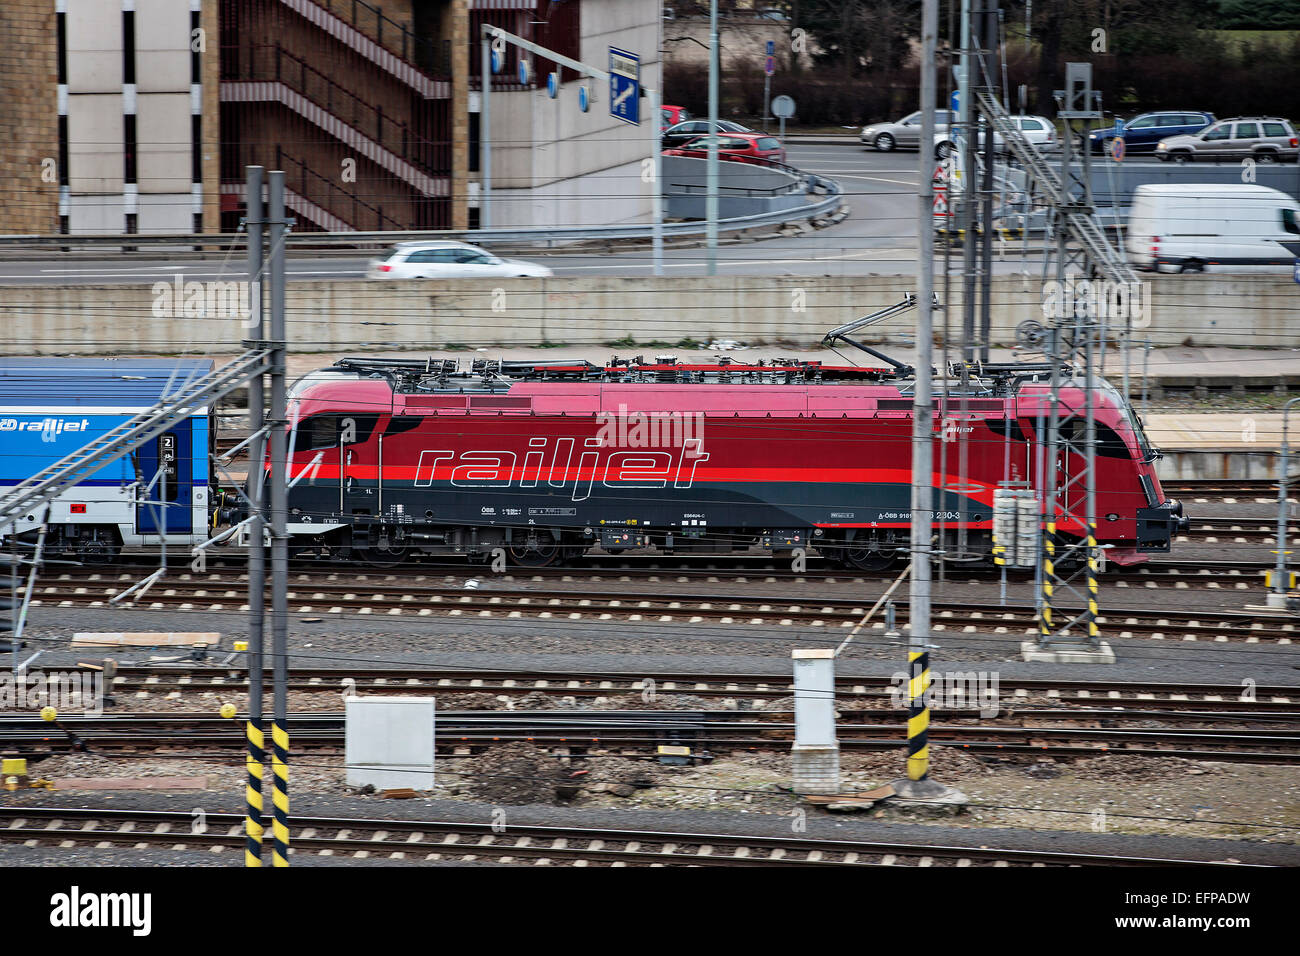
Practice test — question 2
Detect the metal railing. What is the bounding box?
[274,153,407,232]
[224,43,448,175]
[312,0,449,75]
[0,210,841,253]
[0,178,844,255]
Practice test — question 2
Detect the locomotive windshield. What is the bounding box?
[1100,379,1157,463]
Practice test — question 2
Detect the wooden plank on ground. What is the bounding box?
[72,632,220,648]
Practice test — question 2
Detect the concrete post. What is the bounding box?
[791,649,840,795]
[1268,398,1300,607]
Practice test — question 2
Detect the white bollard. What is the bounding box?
[791,649,840,794]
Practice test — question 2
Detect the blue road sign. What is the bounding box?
[609,47,640,126]
[1114,117,1126,134]
[950,90,960,111]
[547,72,558,99]
[766,40,774,55]
[578,85,589,112]
[491,48,503,73]
[1294,259,1300,285]
[517,59,530,85]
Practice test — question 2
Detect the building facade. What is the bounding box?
[0,0,661,236]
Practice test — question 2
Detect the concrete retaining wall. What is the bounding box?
[2,273,1296,355]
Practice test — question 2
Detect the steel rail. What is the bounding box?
[0,807,1255,867]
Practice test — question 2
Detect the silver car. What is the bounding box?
[860,109,955,152]
[1155,117,1299,164]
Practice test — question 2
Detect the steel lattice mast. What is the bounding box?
[973,63,1140,651]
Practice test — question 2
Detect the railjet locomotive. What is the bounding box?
[267,309,1187,569]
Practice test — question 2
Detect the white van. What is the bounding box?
[1125,183,1300,273]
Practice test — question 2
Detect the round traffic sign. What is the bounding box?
[578,85,589,112]
[547,71,558,98]
[1110,136,1126,162]
[772,95,795,119]
[517,59,530,85]
[491,49,503,73]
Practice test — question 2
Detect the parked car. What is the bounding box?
[368,241,553,279]
[661,119,752,149]
[860,109,955,152]
[664,132,786,165]
[935,115,1057,158]
[1155,117,1299,163]
[660,105,690,131]
[1125,184,1300,273]
[1087,111,1214,154]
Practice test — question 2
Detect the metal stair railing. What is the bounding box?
[0,350,273,530]
[974,89,1138,287]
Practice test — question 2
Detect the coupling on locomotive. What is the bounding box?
[0,303,1188,569]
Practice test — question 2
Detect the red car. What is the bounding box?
[660,105,691,131]
[663,132,786,166]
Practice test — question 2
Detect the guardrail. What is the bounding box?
[0,177,844,256]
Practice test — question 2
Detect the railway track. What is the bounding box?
[1164,479,1283,498]
[0,807,1249,867]
[22,570,1300,642]
[94,666,1300,714]
[9,710,1300,762]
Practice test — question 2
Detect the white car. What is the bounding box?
[367,241,553,279]
[935,115,1058,158]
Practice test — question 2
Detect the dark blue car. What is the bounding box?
[1088,111,1215,154]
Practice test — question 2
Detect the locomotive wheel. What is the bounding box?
[360,541,410,567]
[508,531,562,567]
[77,535,120,565]
[843,547,896,572]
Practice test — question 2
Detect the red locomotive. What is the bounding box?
[265,311,1185,569]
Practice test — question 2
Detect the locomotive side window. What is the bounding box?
[984,418,1029,442]
[294,415,339,451]
[1059,418,1131,458]
[384,415,424,436]
[294,414,380,451]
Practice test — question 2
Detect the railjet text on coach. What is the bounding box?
[49,886,152,936]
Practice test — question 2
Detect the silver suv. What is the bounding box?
[861,109,955,152]
[1155,117,1299,164]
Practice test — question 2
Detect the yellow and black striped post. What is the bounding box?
[1039,520,1056,642]
[245,718,264,867]
[271,721,290,866]
[1084,525,1101,642]
[906,650,931,781]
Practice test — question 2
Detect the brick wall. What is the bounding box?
[448,0,468,230]
[0,0,59,233]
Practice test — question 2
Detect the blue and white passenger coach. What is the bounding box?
[0,358,216,560]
